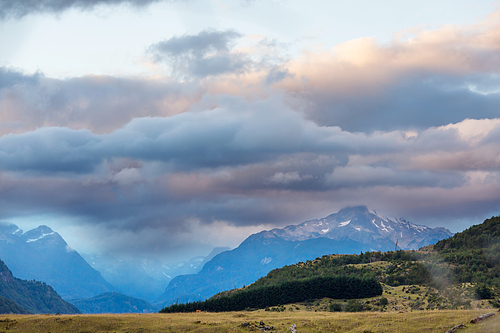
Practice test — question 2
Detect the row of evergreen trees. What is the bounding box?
[160,275,382,313]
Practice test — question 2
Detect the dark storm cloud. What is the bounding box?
[0,127,100,173]
[0,0,166,19]
[300,73,500,132]
[148,30,250,78]
[0,94,493,176]
[0,102,326,173]
[0,97,411,175]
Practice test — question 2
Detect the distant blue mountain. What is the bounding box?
[156,206,453,306]
[0,223,114,300]
[81,247,230,302]
[70,292,157,314]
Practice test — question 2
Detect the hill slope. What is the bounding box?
[0,260,80,314]
[0,296,29,314]
[432,215,500,288]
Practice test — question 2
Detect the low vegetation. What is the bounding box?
[0,310,498,333]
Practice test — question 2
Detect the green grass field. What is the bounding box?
[0,309,498,333]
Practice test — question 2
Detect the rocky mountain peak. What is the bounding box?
[19,225,65,247]
[0,222,23,237]
[268,206,453,250]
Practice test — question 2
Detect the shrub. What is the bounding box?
[475,284,493,299]
[345,300,363,312]
[329,303,342,312]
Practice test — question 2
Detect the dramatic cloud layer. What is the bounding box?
[1,2,500,261]
[1,94,500,258]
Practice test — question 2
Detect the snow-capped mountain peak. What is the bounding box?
[268,206,453,250]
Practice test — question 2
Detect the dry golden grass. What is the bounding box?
[0,309,497,333]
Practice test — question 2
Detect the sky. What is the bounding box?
[1,0,500,263]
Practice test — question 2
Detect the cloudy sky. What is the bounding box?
[1,0,500,263]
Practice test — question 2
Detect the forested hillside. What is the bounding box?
[432,215,500,288]
[0,295,29,314]
[249,251,432,290]
[0,260,80,314]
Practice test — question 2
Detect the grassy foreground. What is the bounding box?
[0,309,498,333]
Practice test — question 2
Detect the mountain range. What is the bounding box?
[0,220,232,312]
[161,214,499,313]
[156,206,453,306]
[0,206,454,313]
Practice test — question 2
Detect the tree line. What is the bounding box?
[160,275,382,313]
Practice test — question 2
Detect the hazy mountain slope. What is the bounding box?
[156,235,384,305]
[0,296,30,314]
[81,253,166,302]
[0,260,80,314]
[81,247,230,302]
[157,206,452,306]
[0,223,114,299]
[70,292,157,314]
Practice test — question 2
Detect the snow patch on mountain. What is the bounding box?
[26,232,55,243]
[261,257,273,265]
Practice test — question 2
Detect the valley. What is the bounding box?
[0,207,498,327]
